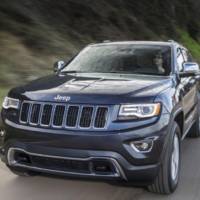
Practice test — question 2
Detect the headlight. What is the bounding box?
[2,97,20,109]
[118,103,161,119]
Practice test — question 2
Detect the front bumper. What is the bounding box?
[0,113,170,185]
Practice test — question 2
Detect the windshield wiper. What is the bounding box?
[60,71,160,76]
[60,70,83,74]
[97,70,140,74]
[61,71,107,74]
[133,72,162,75]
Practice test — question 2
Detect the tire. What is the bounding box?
[7,165,37,177]
[187,109,200,138]
[147,122,181,194]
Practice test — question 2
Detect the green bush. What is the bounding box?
[0,88,8,107]
[178,29,200,63]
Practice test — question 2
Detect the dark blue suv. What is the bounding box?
[1,41,200,194]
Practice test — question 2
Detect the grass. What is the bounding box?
[178,29,200,62]
[0,88,9,107]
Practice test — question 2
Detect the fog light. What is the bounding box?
[0,130,5,137]
[130,139,154,153]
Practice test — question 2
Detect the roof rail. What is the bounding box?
[168,39,176,43]
[103,40,112,43]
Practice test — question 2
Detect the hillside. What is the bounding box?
[0,0,200,91]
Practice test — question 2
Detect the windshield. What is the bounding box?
[62,44,172,76]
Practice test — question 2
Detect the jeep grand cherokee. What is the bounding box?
[1,41,200,194]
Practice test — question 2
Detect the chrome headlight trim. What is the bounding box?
[2,97,20,109]
[118,103,161,119]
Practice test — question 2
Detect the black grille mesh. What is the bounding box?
[80,107,93,128]
[20,103,30,123]
[31,156,90,173]
[95,107,108,128]
[41,105,53,125]
[53,105,65,126]
[30,104,41,124]
[66,106,79,127]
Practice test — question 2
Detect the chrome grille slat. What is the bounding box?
[19,101,109,130]
[91,107,98,128]
[62,105,68,127]
[38,104,44,125]
[50,105,57,128]
[27,103,33,124]
[76,106,83,128]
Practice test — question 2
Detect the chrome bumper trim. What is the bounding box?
[7,147,127,180]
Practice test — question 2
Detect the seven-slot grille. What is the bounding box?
[19,101,109,129]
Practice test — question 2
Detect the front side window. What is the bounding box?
[177,48,185,72]
[182,49,193,62]
[63,44,172,76]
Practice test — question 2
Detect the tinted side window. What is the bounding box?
[177,48,185,71]
[182,49,193,62]
[181,49,188,62]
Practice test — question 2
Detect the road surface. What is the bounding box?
[0,137,200,200]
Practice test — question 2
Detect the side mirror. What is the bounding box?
[183,62,200,73]
[53,60,66,73]
[180,62,200,77]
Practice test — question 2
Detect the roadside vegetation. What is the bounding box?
[0,88,8,106]
[178,30,200,62]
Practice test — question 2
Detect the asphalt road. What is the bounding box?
[0,137,200,200]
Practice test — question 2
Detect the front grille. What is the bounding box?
[20,101,109,130]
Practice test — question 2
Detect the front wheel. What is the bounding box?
[147,122,181,194]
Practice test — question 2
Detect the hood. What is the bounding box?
[9,73,172,104]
